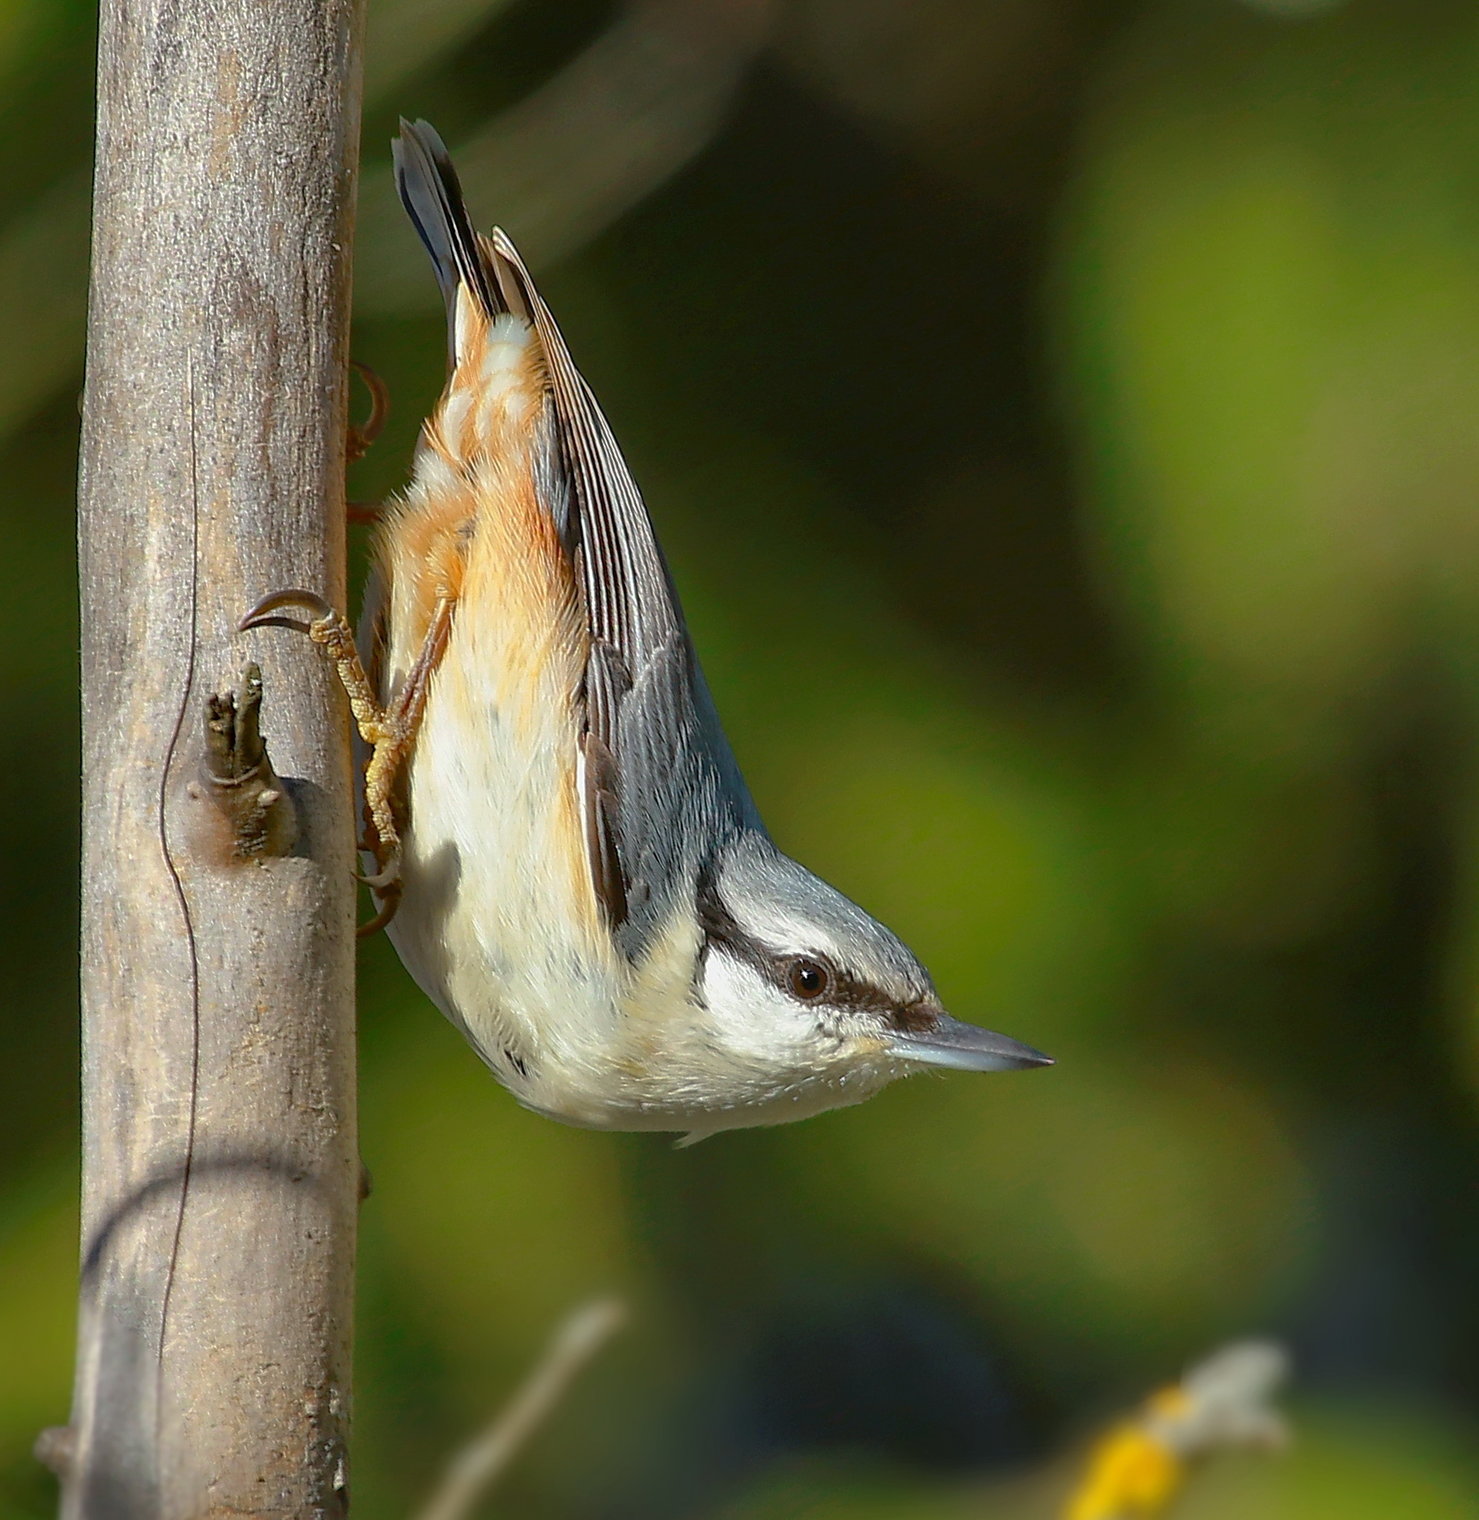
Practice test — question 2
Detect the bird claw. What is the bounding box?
[356,880,402,938]
[238,588,336,634]
[355,853,401,892]
[346,360,389,465]
[353,852,402,937]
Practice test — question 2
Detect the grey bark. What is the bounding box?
[66,1,364,1514]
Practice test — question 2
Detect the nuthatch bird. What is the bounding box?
[245,120,1051,1141]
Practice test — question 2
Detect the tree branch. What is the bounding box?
[66,0,365,1513]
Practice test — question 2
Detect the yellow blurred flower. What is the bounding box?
[1064,1342,1289,1520]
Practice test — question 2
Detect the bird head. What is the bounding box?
[695,836,1051,1084]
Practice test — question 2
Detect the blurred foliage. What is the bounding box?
[3,0,1479,1516]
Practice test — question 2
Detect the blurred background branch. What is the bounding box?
[413,1298,626,1520]
[358,0,772,306]
[0,0,772,436]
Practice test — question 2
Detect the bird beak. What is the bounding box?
[888,1013,1053,1073]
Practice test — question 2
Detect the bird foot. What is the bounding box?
[240,588,406,930]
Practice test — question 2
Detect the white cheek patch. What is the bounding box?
[700,948,820,1064]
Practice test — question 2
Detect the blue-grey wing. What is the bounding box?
[484,230,764,954]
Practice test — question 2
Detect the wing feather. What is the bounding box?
[396,121,763,954]
[487,231,766,946]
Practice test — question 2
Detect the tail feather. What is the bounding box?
[394,119,507,355]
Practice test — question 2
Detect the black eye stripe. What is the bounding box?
[807,964,898,1017]
[695,868,936,1029]
[696,866,777,988]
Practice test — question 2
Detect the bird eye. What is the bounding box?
[786,957,831,1000]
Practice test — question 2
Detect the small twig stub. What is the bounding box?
[198,662,299,859]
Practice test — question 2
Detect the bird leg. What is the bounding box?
[239,588,455,931]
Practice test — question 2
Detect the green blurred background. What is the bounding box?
[5,0,1479,1514]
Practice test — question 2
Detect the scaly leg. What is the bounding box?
[240,587,455,930]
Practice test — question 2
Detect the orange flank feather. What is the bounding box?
[371,284,550,664]
[367,289,601,941]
